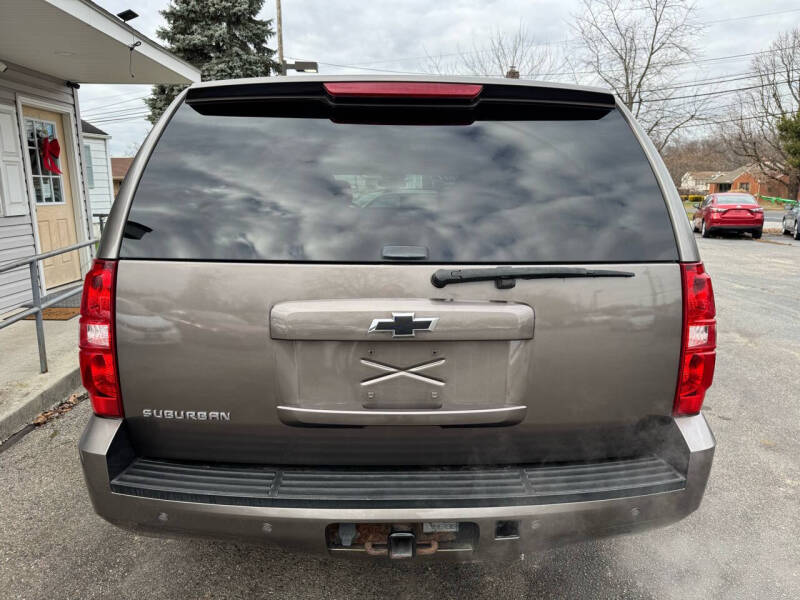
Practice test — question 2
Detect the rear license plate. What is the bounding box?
[423,521,459,533]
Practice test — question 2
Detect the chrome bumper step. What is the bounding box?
[110,455,685,508]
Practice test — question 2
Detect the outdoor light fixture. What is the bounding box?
[116,9,139,22]
[115,9,142,77]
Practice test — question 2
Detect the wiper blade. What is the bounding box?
[431,266,635,289]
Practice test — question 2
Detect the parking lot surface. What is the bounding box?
[1,234,798,600]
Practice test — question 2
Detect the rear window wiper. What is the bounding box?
[431,266,635,289]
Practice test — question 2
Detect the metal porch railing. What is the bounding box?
[0,239,97,373]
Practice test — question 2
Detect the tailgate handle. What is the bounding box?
[271,299,534,341]
[276,405,527,427]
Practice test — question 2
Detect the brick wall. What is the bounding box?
[708,170,795,199]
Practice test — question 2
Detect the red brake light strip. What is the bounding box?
[323,82,483,100]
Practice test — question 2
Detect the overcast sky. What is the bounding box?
[81,0,800,155]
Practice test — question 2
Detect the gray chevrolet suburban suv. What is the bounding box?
[78,76,716,560]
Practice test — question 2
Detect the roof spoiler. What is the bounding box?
[186,80,616,109]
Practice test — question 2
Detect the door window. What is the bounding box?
[25,118,65,204]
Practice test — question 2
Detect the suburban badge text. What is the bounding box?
[142,409,231,421]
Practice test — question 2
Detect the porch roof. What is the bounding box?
[0,0,200,85]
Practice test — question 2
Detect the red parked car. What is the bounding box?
[692,192,764,239]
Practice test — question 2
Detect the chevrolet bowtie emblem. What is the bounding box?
[368,312,438,337]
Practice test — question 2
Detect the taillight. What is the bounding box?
[323,82,483,99]
[675,263,716,416]
[79,259,122,418]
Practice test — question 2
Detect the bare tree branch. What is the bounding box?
[723,27,800,199]
[572,0,704,150]
[424,23,563,79]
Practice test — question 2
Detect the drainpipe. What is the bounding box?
[69,81,94,271]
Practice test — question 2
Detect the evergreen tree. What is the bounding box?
[777,113,800,171]
[145,0,278,124]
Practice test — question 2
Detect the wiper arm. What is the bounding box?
[431,266,635,289]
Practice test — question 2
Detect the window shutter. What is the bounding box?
[0,105,29,217]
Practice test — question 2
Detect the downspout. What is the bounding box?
[70,82,94,272]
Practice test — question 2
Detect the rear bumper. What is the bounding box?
[707,219,762,230]
[79,414,714,560]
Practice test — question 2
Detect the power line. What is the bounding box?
[679,112,786,130]
[702,7,800,25]
[308,42,800,81]
[334,38,574,67]
[86,115,149,126]
[82,95,148,116]
[301,55,798,102]
[613,57,800,96]
[655,88,797,116]
[529,43,800,89]
[640,78,797,103]
[80,88,150,108]
[311,8,800,71]
[595,64,795,97]
[83,104,150,120]
[288,58,431,75]
[89,112,151,125]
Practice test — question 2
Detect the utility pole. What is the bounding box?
[274,1,318,75]
[276,0,284,74]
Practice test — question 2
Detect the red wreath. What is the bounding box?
[41,137,62,174]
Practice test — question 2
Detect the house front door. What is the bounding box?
[23,107,82,289]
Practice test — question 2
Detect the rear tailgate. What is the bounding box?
[116,261,681,464]
[113,80,683,466]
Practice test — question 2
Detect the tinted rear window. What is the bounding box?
[121,100,677,263]
[716,194,757,205]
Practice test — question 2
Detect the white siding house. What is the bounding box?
[680,171,720,194]
[0,0,199,314]
[0,63,85,312]
[81,120,113,235]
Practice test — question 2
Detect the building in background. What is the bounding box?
[0,0,199,313]
[81,120,113,236]
[111,157,134,197]
[680,171,720,194]
[708,164,793,198]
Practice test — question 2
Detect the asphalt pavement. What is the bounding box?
[0,233,798,600]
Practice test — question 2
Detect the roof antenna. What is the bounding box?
[116,10,141,78]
